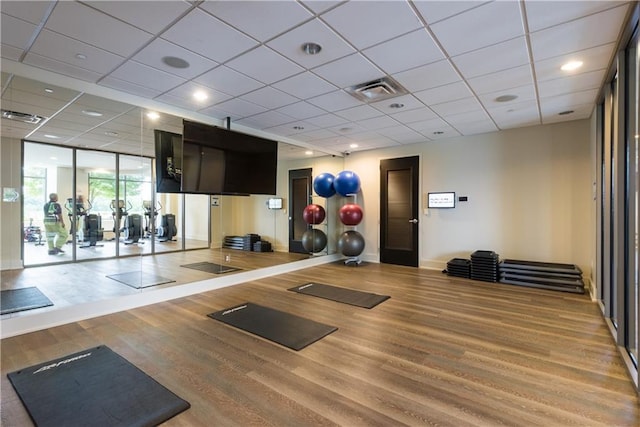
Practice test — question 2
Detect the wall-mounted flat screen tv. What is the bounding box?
[181,120,278,195]
[154,129,183,194]
[428,192,456,208]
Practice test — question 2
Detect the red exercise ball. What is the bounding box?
[303,204,326,224]
[339,203,363,226]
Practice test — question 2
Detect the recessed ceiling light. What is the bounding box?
[44,134,60,139]
[75,53,87,60]
[349,143,358,148]
[162,56,190,69]
[558,110,574,116]
[146,112,160,120]
[293,125,304,130]
[301,42,322,55]
[561,61,583,71]
[104,131,119,137]
[193,91,208,102]
[82,109,103,117]
[433,131,444,135]
[305,150,313,155]
[495,94,518,102]
[389,103,404,109]
[44,88,53,93]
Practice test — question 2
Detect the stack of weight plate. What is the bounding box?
[446,258,471,278]
[223,236,244,250]
[470,250,500,282]
[499,259,585,294]
[242,234,261,251]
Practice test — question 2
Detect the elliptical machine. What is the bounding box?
[65,197,88,241]
[142,200,161,239]
[156,213,177,242]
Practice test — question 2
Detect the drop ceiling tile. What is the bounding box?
[307,90,363,111]
[109,61,186,93]
[302,113,349,128]
[1,99,61,120]
[132,38,218,79]
[390,106,438,124]
[272,72,338,99]
[542,103,593,124]
[466,64,533,94]
[377,125,427,144]
[1,1,53,24]
[277,101,326,120]
[312,53,384,89]
[226,46,304,84]
[300,1,342,15]
[201,0,313,41]
[205,97,267,118]
[162,8,258,63]
[537,70,606,98]
[100,75,165,98]
[430,97,483,117]
[267,18,355,69]
[414,81,473,106]
[241,86,299,109]
[29,29,125,75]
[451,37,530,79]
[44,1,153,57]
[406,117,451,133]
[488,100,541,128]
[478,85,537,108]
[1,13,37,51]
[425,126,461,140]
[534,43,615,82]
[156,82,232,110]
[321,1,423,50]
[370,94,425,114]
[454,120,498,135]
[23,53,104,83]
[354,115,400,131]
[86,0,192,34]
[540,88,599,110]
[1,44,23,61]
[264,122,320,138]
[194,65,264,96]
[415,1,492,24]
[430,1,524,56]
[293,128,338,142]
[335,104,384,121]
[393,60,460,93]
[362,28,444,74]
[443,111,492,129]
[5,75,80,102]
[525,1,628,32]
[529,5,629,61]
[235,110,295,129]
[75,93,135,115]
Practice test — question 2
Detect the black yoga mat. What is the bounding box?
[1,287,53,315]
[106,271,175,289]
[289,282,390,309]
[181,262,241,274]
[7,345,190,427]
[208,303,337,351]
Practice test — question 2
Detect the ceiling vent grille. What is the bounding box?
[346,77,408,103]
[1,109,45,124]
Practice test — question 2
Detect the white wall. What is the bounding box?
[342,120,592,276]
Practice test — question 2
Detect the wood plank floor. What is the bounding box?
[1,261,638,426]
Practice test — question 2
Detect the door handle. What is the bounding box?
[409,218,418,223]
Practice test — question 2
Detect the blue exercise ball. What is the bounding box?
[313,173,336,198]
[338,230,365,257]
[334,170,361,197]
[301,228,327,253]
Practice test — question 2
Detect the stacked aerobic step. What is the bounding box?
[446,258,471,278]
[470,250,500,282]
[223,236,244,250]
[243,234,260,251]
[499,259,585,294]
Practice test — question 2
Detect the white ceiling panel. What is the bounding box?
[194,65,263,96]
[442,109,492,126]
[84,0,193,34]
[413,1,490,25]
[430,97,483,117]
[276,101,326,120]
[225,46,304,84]
[430,1,524,56]
[1,13,38,52]
[307,90,363,111]
[302,113,349,128]
[99,75,164,98]
[362,28,444,75]
[108,61,185,93]
[525,1,628,32]
[390,106,438,125]
[454,120,498,135]
[312,53,384,89]
[534,43,616,82]
[267,18,356,69]
[393,59,461,93]
[235,110,295,129]
[451,37,530,79]
[156,81,233,110]
[335,104,384,121]
[132,38,218,79]
[1,0,53,24]
[240,86,299,109]
[321,1,423,50]
[370,94,426,114]
[23,53,104,83]
[537,70,606,99]
[478,84,537,108]
[206,97,267,118]
[272,72,338,99]
[466,64,534,95]
[414,81,474,106]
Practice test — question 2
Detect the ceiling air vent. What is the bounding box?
[346,76,408,103]
[1,109,45,124]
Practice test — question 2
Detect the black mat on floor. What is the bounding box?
[208,303,337,351]
[106,272,175,289]
[1,287,53,315]
[181,262,241,274]
[289,282,390,309]
[7,345,190,427]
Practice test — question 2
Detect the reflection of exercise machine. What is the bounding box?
[142,200,161,238]
[65,197,88,240]
[157,213,177,242]
[23,218,44,246]
[110,199,131,235]
[122,214,143,245]
[80,211,104,248]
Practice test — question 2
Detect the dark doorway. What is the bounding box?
[380,156,419,267]
[289,168,312,254]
